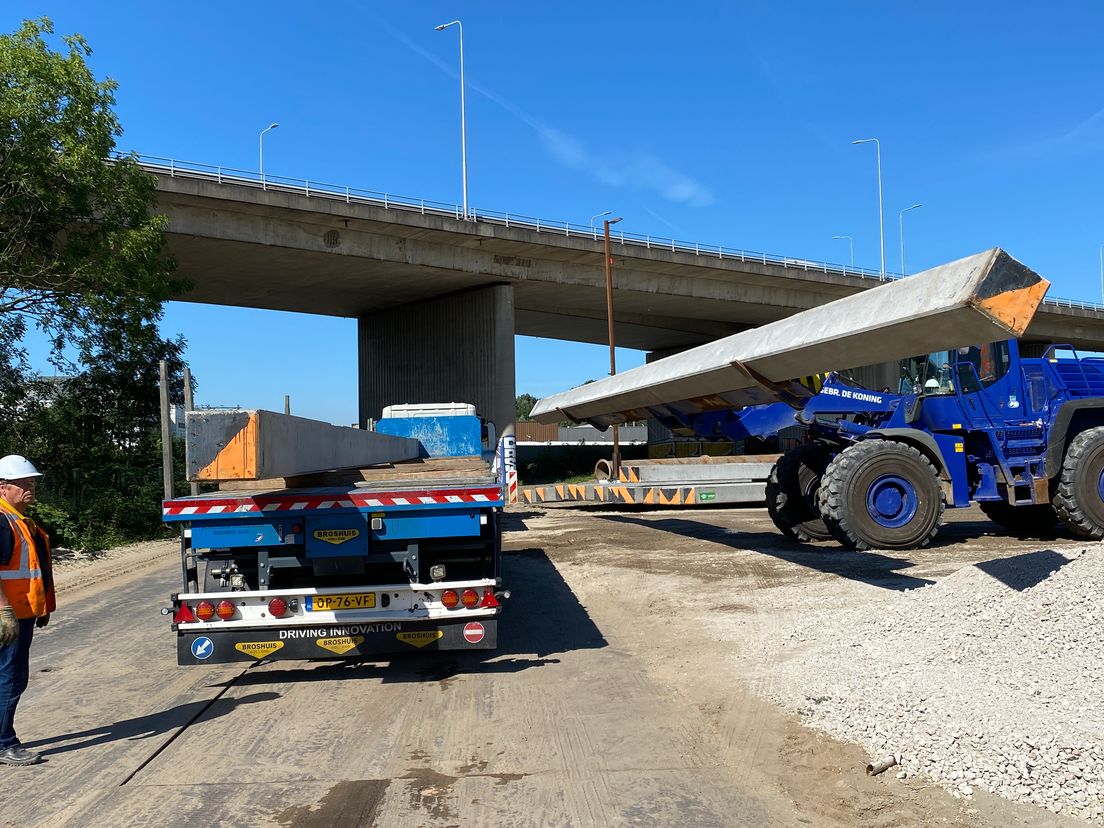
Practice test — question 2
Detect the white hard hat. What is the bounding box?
[0,455,43,481]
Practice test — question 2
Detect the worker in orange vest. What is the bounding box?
[0,455,54,766]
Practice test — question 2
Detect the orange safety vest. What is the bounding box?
[0,500,54,620]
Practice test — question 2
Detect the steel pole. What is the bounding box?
[159,360,174,502]
[458,21,468,220]
[1100,244,1103,305]
[183,366,198,496]
[899,204,922,276]
[875,140,885,278]
[604,219,620,477]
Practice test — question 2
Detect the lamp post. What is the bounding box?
[259,123,278,190]
[851,137,885,278]
[832,235,855,269]
[590,210,612,234]
[899,203,922,276]
[435,20,468,220]
[604,216,624,477]
[1099,244,1103,306]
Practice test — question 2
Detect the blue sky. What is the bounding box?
[8,2,1104,423]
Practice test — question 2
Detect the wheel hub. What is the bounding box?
[866,474,918,528]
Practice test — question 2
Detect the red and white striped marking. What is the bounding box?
[163,487,503,517]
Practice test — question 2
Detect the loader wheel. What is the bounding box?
[979,501,1059,536]
[766,444,833,542]
[1052,426,1104,538]
[817,440,944,550]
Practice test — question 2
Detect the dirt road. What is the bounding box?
[1,506,1087,827]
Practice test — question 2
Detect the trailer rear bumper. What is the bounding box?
[177,617,497,665]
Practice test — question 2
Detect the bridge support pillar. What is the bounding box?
[358,285,516,442]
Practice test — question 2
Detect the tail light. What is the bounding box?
[479,588,500,609]
[216,600,236,620]
[461,589,479,609]
[441,590,459,609]
[268,597,288,618]
[196,600,216,621]
[173,603,198,624]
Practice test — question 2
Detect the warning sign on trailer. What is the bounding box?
[178,618,497,664]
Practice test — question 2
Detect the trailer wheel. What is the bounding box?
[817,440,944,550]
[1053,426,1104,538]
[766,444,833,542]
[979,501,1059,536]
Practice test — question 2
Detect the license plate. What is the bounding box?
[307,592,376,612]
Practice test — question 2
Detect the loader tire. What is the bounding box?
[979,501,1059,536]
[766,444,833,542]
[817,440,944,550]
[1052,426,1104,539]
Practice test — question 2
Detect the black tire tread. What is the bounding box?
[765,444,833,542]
[1053,426,1104,539]
[817,440,944,551]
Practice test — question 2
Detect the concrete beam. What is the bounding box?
[186,410,419,481]
[531,249,1049,426]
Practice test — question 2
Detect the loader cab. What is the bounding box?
[898,341,1013,398]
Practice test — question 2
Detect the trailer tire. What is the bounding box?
[818,440,944,550]
[766,444,833,542]
[979,501,1059,536]
[1053,426,1104,538]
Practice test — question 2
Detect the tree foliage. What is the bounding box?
[0,18,190,549]
[0,17,183,375]
[515,393,537,421]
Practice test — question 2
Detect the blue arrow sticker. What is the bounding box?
[191,636,214,660]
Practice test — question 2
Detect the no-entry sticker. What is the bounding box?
[463,622,485,644]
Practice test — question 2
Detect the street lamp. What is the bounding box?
[832,235,855,269]
[851,138,885,278]
[435,20,468,220]
[604,216,624,477]
[899,203,922,276]
[1099,244,1103,306]
[590,210,612,233]
[259,123,278,190]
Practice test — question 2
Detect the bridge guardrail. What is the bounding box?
[126,152,1104,313]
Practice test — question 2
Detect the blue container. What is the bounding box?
[376,415,481,458]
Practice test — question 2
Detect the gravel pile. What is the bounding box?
[743,546,1104,822]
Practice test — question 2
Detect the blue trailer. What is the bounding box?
[164,407,507,665]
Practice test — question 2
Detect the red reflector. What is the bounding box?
[441,590,459,609]
[461,588,479,609]
[173,603,198,624]
[268,597,288,618]
[216,600,236,620]
[196,600,216,622]
[479,589,499,609]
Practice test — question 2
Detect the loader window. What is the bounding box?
[898,342,1010,396]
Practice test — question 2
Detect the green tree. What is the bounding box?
[0,17,183,377]
[0,18,189,549]
[515,393,537,421]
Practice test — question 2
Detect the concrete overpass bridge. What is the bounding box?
[143,155,1104,434]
